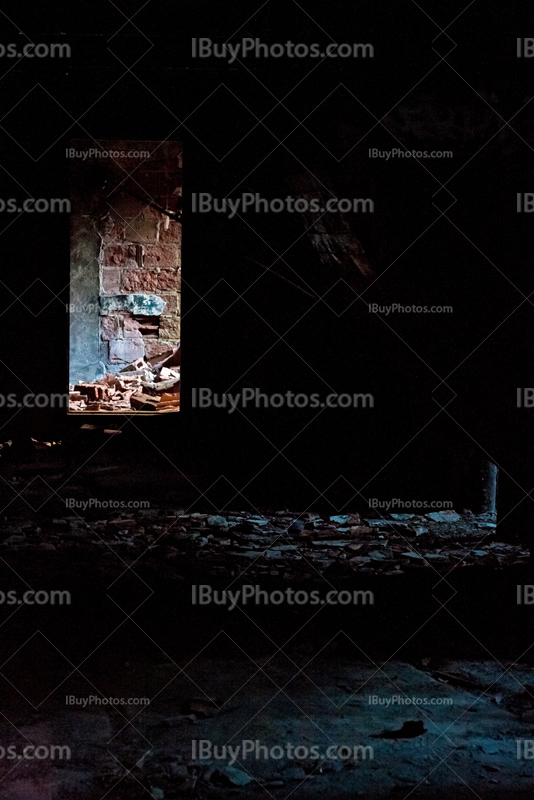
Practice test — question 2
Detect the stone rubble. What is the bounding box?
[0,507,523,575]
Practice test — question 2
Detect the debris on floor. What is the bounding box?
[69,350,180,412]
[0,504,526,575]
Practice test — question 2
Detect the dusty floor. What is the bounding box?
[0,655,533,799]
[0,505,531,799]
[0,443,533,797]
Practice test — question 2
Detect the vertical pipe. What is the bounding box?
[480,460,498,519]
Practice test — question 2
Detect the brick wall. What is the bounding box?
[97,140,182,371]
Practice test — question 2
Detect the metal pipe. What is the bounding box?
[480,460,498,518]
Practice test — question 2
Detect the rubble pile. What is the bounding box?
[0,508,524,575]
[69,355,180,413]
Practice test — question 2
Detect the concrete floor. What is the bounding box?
[0,656,533,799]
[0,446,533,797]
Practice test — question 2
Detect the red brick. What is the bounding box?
[159,224,181,245]
[101,315,120,341]
[145,340,174,358]
[123,317,140,338]
[121,270,180,293]
[144,245,179,268]
[123,219,159,243]
[103,245,137,268]
[101,268,121,294]
[159,316,180,340]
[160,294,179,314]
[121,270,158,293]
[158,270,181,291]
[75,384,106,401]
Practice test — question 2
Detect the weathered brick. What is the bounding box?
[109,338,145,363]
[158,270,181,291]
[121,271,158,293]
[144,245,179,268]
[103,245,138,268]
[145,340,175,358]
[100,315,120,341]
[160,294,179,314]
[159,224,181,245]
[121,270,180,293]
[159,316,180,340]
[123,219,159,243]
[101,268,121,295]
[102,219,125,243]
[123,316,140,338]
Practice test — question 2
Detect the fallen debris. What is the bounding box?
[427,510,461,523]
[69,353,180,413]
[0,492,522,575]
[211,766,252,787]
